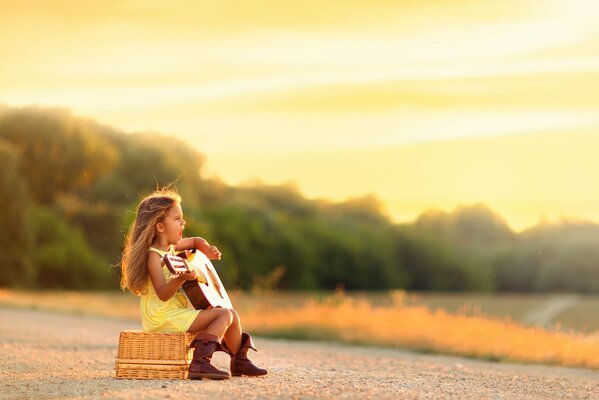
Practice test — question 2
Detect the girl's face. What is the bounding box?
[157,203,186,244]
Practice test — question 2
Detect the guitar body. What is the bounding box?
[163,250,233,310]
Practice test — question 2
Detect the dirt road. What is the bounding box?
[1,307,597,399]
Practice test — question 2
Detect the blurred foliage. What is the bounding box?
[493,222,599,293]
[0,107,118,203]
[0,139,33,286]
[0,106,597,292]
[28,206,114,289]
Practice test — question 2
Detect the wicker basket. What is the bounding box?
[115,330,196,379]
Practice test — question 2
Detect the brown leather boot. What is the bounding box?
[230,333,268,377]
[188,333,231,380]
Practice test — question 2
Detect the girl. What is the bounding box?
[120,189,268,380]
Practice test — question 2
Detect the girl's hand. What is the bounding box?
[204,245,222,260]
[190,238,222,260]
[178,269,197,281]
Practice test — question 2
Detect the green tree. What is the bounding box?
[494,222,599,292]
[0,107,118,203]
[28,206,115,289]
[395,227,494,291]
[0,140,33,286]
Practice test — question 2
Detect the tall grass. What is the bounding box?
[242,290,599,370]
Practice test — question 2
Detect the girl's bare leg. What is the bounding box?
[186,308,233,380]
[187,308,233,339]
[223,309,242,354]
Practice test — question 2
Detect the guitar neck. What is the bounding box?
[163,254,191,274]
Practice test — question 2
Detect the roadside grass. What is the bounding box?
[0,289,139,320]
[1,289,597,370]
[241,290,599,370]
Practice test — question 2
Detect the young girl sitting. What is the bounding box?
[120,189,268,380]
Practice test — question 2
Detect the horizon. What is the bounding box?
[2,0,599,231]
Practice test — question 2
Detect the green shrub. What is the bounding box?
[0,140,33,287]
[28,206,115,289]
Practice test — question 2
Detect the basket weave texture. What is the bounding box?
[115,330,196,379]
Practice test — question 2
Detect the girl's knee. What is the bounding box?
[229,308,240,324]
[217,307,234,325]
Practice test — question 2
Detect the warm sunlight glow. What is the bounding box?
[2,0,599,229]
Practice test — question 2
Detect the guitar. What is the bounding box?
[163,249,233,310]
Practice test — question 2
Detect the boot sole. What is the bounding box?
[188,373,230,380]
[232,372,268,377]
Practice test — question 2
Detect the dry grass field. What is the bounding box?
[1,289,598,370]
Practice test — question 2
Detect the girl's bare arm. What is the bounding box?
[176,237,222,260]
[147,252,196,301]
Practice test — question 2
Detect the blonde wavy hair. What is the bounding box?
[120,189,182,295]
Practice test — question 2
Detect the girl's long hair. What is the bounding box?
[120,189,182,295]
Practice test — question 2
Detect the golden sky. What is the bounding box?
[2,0,599,230]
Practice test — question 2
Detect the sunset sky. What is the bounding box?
[2,0,599,230]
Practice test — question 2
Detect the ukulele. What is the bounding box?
[163,249,233,309]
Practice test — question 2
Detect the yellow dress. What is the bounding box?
[140,245,200,333]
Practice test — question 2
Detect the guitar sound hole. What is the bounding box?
[205,266,224,299]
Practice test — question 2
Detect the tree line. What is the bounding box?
[1,105,598,292]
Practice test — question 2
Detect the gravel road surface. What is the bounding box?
[1,307,597,399]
